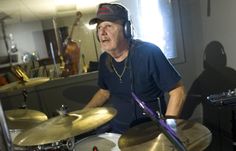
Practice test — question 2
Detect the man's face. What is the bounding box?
[97,20,126,56]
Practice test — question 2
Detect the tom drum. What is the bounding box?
[75,133,121,151]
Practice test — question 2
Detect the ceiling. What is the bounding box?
[0,0,117,24]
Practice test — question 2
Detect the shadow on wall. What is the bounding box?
[181,41,236,151]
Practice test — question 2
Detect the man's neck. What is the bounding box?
[112,39,130,62]
[113,49,129,62]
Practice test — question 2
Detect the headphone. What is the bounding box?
[203,41,226,69]
[123,20,132,39]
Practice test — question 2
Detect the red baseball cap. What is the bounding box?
[89,3,129,25]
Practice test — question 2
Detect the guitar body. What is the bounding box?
[61,11,82,77]
[63,40,80,76]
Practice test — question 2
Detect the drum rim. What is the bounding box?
[76,132,121,143]
[75,132,121,150]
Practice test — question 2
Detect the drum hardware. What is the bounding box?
[13,107,117,147]
[28,137,75,151]
[207,88,236,106]
[66,137,75,150]
[56,104,68,115]
[118,119,212,151]
[131,92,187,151]
[207,90,236,151]
[22,89,27,108]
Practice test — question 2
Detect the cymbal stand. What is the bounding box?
[20,89,28,109]
[57,104,68,116]
[131,92,187,151]
[0,99,14,151]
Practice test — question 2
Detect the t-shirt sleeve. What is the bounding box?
[150,45,182,92]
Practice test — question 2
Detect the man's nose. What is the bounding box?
[100,28,107,36]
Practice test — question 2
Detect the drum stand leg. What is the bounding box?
[0,99,14,151]
[232,109,236,151]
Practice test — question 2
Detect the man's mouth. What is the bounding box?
[101,37,110,43]
[101,39,109,43]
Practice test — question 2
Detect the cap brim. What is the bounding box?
[89,16,121,25]
[89,18,100,25]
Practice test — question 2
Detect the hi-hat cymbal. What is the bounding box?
[118,119,212,151]
[14,107,117,146]
[5,109,48,129]
[0,77,49,92]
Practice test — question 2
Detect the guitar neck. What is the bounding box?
[68,22,76,40]
[68,12,82,40]
[82,54,86,65]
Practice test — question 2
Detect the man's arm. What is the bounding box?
[165,81,186,118]
[84,88,110,108]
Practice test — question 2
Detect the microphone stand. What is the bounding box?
[131,92,187,151]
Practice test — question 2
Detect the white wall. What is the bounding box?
[179,0,236,87]
[200,0,236,69]
[7,21,48,63]
[177,0,204,90]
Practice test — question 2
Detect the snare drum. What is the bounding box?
[75,133,121,151]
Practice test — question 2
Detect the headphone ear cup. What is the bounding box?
[123,21,132,39]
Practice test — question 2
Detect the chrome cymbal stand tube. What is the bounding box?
[131,92,187,151]
[0,99,14,151]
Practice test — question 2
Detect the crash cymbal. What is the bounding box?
[0,77,49,92]
[118,119,212,151]
[19,77,49,87]
[14,107,117,146]
[5,109,48,129]
[0,81,19,92]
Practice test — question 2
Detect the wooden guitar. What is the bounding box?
[62,11,82,76]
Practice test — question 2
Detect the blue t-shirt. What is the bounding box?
[98,40,181,133]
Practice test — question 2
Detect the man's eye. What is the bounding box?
[107,25,112,28]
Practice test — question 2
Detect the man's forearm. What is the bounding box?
[84,89,110,108]
[165,82,186,118]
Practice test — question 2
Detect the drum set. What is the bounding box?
[2,107,212,151]
[0,69,212,151]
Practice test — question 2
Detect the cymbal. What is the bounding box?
[0,77,49,92]
[14,107,117,146]
[118,119,212,151]
[5,109,48,129]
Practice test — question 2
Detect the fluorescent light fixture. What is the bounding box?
[85,23,96,30]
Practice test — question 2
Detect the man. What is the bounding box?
[85,3,186,133]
